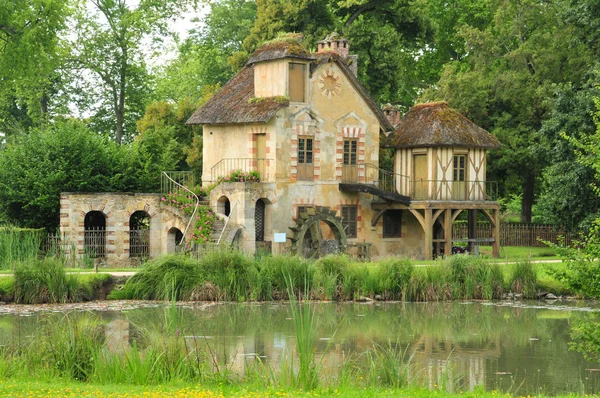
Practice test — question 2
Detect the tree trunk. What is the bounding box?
[520,170,535,223]
[115,47,127,145]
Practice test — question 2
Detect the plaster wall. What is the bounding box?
[254,60,288,98]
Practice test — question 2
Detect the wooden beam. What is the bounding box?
[371,210,386,227]
[444,209,452,257]
[424,208,433,260]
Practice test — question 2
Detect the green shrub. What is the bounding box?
[197,249,258,301]
[446,255,504,300]
[13,258,80,304]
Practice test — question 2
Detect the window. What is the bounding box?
[453,155,466,181]
[297,205,314,218]
[289,63,306,102]
[343,139,357,165]
[298,136,314,180]
[383,210,402,238]
[342,206,358,238]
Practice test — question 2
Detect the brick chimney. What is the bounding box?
[383,104,401,127]
[317,33,358,75]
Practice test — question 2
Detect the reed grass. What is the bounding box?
[0,226,44,270]
[112,251,564,303]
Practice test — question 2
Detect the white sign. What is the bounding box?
[274,233,287,243]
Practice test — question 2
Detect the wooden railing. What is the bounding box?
[453,223,577,247]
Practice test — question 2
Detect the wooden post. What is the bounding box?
[444,209,452,257]
[424,208,433,260]
[492,209,500,257]
[468,210,477,252]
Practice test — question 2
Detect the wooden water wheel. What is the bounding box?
[289,206,347,258]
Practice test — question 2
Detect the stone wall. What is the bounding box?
[60,192,189,266]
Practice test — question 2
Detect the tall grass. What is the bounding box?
[113,252,546,302]
[0,226,44,270]
[509,261,537,298]
[13,258,80,304]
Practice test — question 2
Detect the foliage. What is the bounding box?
[547,220,600,299]
[13,258,79,304]
[509,261,537,299]
[64,0,195,144]
[0,226,45,270]
[156,0,256,102]
[0,120,150,230]
[0,0,70,133]
[161,189,215,245]
[422,0,595,222]
[220,170,261,183]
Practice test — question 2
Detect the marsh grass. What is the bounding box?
[13,258,80,304]
[509,261,537,298]
[0,226,44,270]
[112,252,559,303]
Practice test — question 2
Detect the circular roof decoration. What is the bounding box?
[318,68,341,98]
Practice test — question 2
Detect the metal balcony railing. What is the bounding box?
[161,171,195,195]
[210,158,268,183]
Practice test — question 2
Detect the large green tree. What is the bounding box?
[422,0,593,222]
[0,0,70,135]
[65,0,196,144]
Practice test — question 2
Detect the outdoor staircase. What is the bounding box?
[339,163,411,205]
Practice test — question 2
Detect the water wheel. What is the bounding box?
[289,206,347,258]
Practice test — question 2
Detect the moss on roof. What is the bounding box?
[384,102,502,149]
[246,37,315,65]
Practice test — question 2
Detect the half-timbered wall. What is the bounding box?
[393,147,488,200]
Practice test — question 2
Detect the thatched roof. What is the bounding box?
[187,40,393,131]
[246,40,315,65]
[384,102,501,149]
[186,65,289,125]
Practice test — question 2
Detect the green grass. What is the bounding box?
[0,379,594,397]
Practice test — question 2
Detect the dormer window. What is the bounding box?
[289,63,306,102]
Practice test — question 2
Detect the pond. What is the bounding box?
[0,300,599,395]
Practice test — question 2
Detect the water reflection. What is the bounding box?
[1,300,599,395]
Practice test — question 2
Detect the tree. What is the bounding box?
[65,0,195,144]
[155,0,256,103]
[0,0,70,134]
[422,0,593,222]
[0,120,151,230]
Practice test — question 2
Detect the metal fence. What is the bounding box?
[161,171,195,195]
[453,223,576,247]
[129,229,150,258]
[210,158,267,183]
[84,227,106,258]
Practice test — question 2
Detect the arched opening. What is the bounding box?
[129,211,150,258]
[84,211,106,258]
[255,198,273,255]
[217,196,231,217]
[167,227,184,253]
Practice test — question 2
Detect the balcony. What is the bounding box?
[210,158,269,183]
[404,180,498,201]
[340,163,497,202]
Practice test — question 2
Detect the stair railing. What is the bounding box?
[161,171,199,245]
[217,201,238,246]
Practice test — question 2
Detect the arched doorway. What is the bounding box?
[217,196,231,217]
[167,227,184,253]
[130,211,150,258]
[84,211,106,258]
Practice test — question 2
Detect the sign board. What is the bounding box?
[273,233,287,243]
